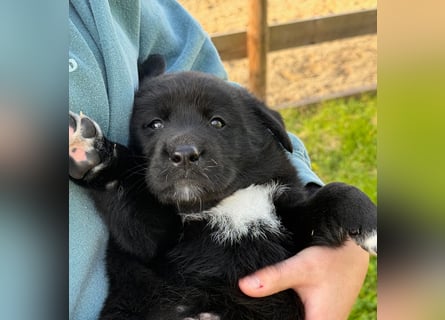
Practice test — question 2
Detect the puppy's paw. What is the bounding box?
[349,229,377,256]
[316,182,377,256]
[69,112,104,180]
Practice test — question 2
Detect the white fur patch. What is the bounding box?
[106,180,118,190]
[183,313,220,320]
[90,162,107,174]
[182,183,286,244]
[363,230,377,255]
[174,184,203,203]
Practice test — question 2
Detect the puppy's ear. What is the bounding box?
[138,54,166,81]
[244,93,293,153]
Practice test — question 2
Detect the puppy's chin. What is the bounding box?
[154,180,204,206]
[173,183,203,204]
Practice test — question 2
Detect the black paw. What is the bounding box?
[69,111,104,180]
[349,228,377,256]
[311,182,377,255]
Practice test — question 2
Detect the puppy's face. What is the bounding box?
[130,71,292,209]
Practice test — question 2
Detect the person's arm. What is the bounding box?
[239,239,370,320]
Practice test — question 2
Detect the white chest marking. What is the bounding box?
[182,183,286,244]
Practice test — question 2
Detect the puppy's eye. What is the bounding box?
[144,119,164,130]
[209,117,225,129]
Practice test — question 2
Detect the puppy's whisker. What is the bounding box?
[198,196,203,212]
[130,154,150,160]
[198,170,211,181]
[125,163,148,177]
[127,167,147,178]
[154,167,170,181]
[164,170,170,183]
[126,177,148,193]
[131,164,148,171]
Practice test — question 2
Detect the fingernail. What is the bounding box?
[243,275,263,289]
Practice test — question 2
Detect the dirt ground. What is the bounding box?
[178,0,377,107]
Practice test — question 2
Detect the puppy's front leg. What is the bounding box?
[305,182,377,254]
[69,111,180,258]
[69,112,182,318]
[69,111,130,189]
[281,183,377,255]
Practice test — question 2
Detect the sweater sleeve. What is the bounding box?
[287,133,324,186]
[138,0,227,78]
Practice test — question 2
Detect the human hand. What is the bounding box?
[239,240,370,320]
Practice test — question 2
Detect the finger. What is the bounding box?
[238,255,309,297]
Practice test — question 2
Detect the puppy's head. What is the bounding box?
[131,56,293,209]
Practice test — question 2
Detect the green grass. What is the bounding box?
[279,94,377,320]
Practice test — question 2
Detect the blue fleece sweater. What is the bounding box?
[69,1,323,319]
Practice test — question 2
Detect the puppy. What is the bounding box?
[69,55,377,320]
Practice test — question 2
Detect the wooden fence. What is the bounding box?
[210,2,377,104]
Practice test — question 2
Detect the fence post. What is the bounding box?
[247,0,268,101]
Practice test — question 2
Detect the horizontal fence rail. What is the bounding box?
[212,9,377,60]
[274,84,377,110]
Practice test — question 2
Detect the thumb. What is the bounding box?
[238,255,308,297]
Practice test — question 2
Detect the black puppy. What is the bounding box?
[69,55,377,320]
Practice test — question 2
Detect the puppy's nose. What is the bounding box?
[170,145,200,166]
